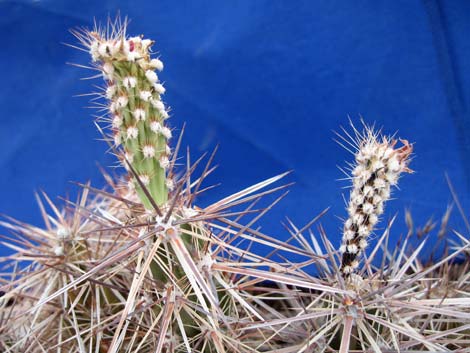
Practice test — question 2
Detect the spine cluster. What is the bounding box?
[88,31,172,208]
[339,129,412,277]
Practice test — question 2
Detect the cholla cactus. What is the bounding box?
[2,15,470,353]
[254,209,470,352]
[77,21,171,208]
[338,124,413,277]
[0,18,310,353]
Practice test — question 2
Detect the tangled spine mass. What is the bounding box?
[339,126,413,276]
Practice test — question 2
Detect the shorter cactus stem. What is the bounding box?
[339,126,413,278]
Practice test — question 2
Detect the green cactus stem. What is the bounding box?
[88,32,172,209]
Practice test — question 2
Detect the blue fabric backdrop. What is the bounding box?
[1,0,469,260]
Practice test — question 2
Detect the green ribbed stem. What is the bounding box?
[112,61,168,208]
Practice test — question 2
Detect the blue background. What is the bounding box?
[1,0,469,259]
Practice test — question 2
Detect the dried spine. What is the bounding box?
[339,126,412,276]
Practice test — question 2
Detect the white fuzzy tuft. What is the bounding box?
[161,126,172,139]
[153,83,166,95]
[347,244,359,254]
[150,121,162,133]
[126,126,139,140]
[106,85,117,99]
[123,76,137,90]
[54,246,64,256]
[145,70,158,84]
[150,58,164,71]
[114,133,121,146]
[160,109,169,120]
[142,145,156,159]
[112,115,123,128]
[102,62,114,79]
[133,108,146,121]
[138,174,150,186]
[56,227,70,239]
[152,100,165,112]
[139,90,152,102]
[159,156,170,169]
[116,96,129,109]
[166,178,175,191]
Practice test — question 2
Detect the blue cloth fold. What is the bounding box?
[1,0,469,260]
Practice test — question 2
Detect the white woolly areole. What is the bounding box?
[112,115,123,128]
[363,185,373,197]
[126,126,139,140]
[154,83,166,95]
[141,39,153,51]
[198,253,215,273]
[102,62,114,78]
[129,36,142,45]
[110,40,121,55]
[159,156,170,169]
[160,109,169,120]
[150,58,164,71]
[54,246,64,256]
[150,121,162,133]
[123,76,137,90]
[98,42,111,58]
[142,145,156,159]
[139,90,152,101]
[166,178,175,190]
[182,207,199,218]
[358,238,368,249]
[347,244,359,254]
[154,215,178,242]
[90,41,100,61]
[352,213,364,225]
[161,126,172,139]
[344,229,355,241]
[116,96,129,109]
[109,102,117,113]
[152,100,165,112]
[138,174,150,186]
[127,51,142,62]
[106,85,117,99]
[145,70,158,84]
[371,159,385,171]
[368,213,378,225]
[114,133,121,146]
[358,225,369,237]
[374,178,386,189]
[133,108,146,121]
[362,202,374,215]
[56,227,70,239]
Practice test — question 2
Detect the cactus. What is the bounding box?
[1,16,470,353]
[337,123,413,277]
[81,21,171,209]
[0,18,303,353]
[250,123,470,352]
